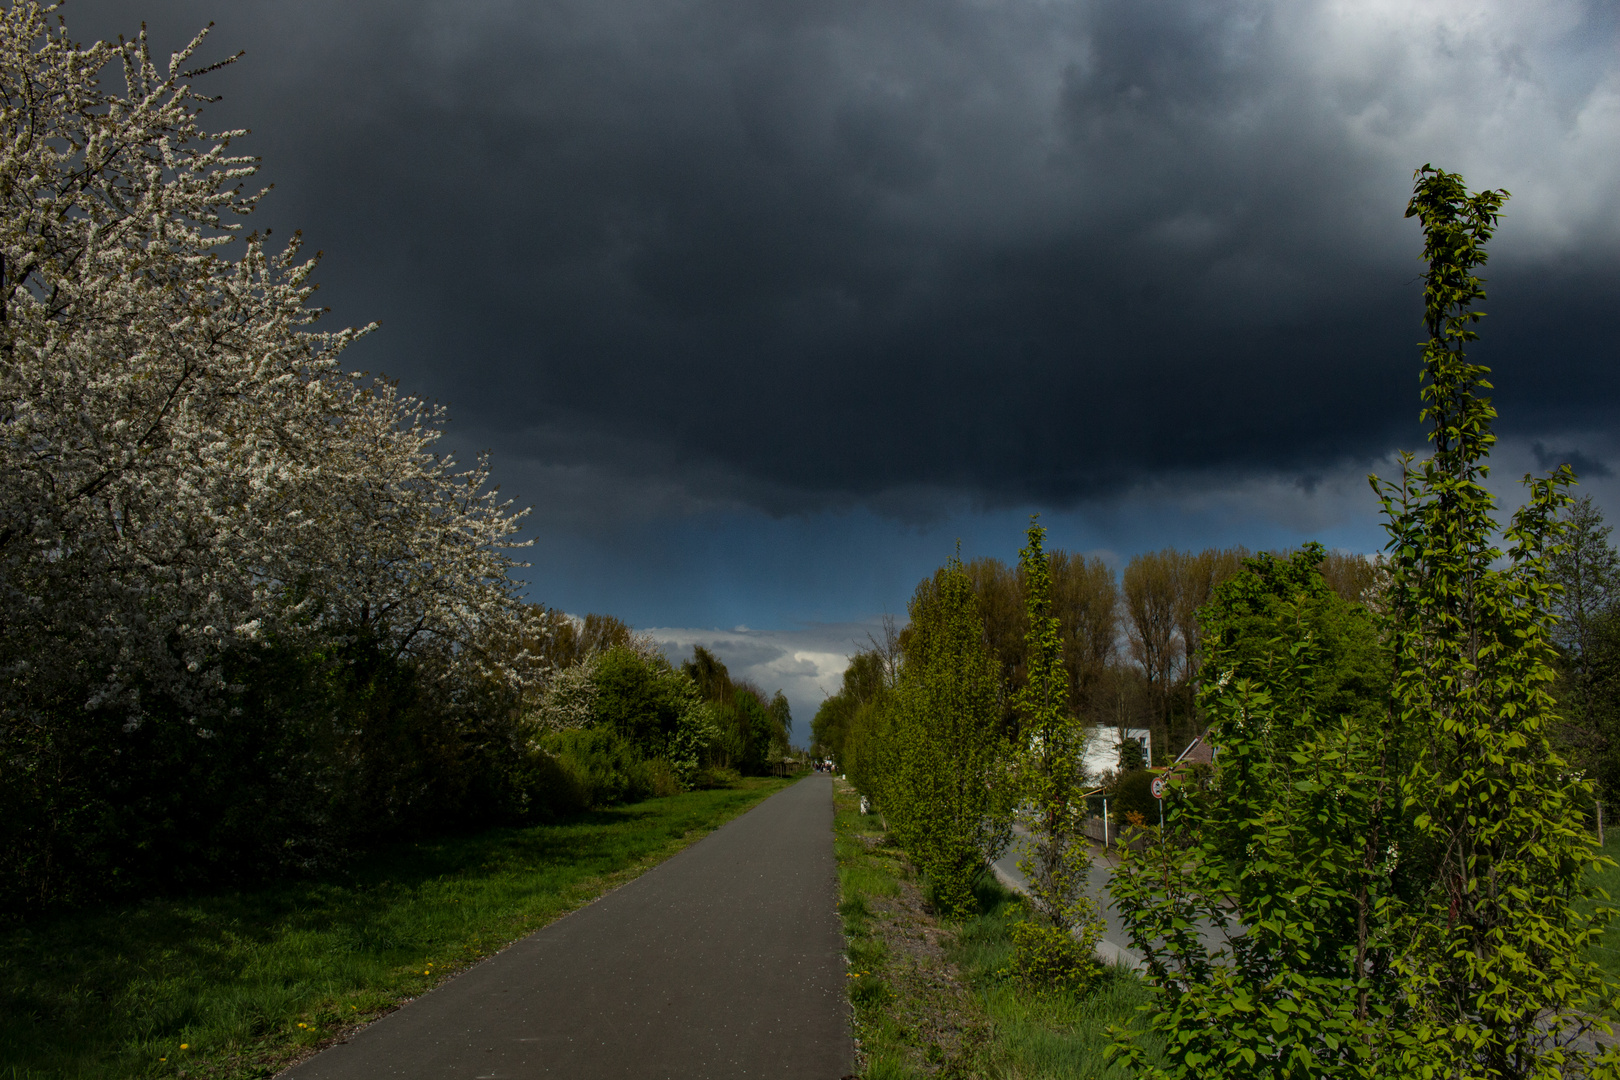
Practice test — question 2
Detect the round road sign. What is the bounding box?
[1151,776,1168,799]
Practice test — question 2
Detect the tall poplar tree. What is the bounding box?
[1380,165,1616,1078]
[887,553,1013,918]
[1016,520,1103,943]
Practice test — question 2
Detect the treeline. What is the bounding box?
[0,10,794,919]
[827,168,1619,1077]
[812,546,1378,769]
[813,536,1377,911]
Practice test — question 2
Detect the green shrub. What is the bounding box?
[1,631,539,915]
[690,765,741,789]
[1009,919,1099,991]
[1107,166,1619,1079]
[882,557,1013,919]
[510,746,591,819]
[1108,769,1159,830]
[633,757,682,799]
[541,728,651,807]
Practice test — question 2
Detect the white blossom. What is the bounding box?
[0,4,540,726]
[528,654,601,736]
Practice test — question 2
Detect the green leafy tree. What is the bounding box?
[1378,165,1616,1078]
[1015,519,1104,949]
[841,691,895,801]
[886,554,1015,918]
[549,641,717,791]
[592,645,689,757]
[767,690,793,760]
[682,645,734,703]
[1548,496,1620,800]
[669,698,720,786]
[812,650,889,764]
[1107,166,1620,1080]
[727,687,775,774]
[678,646,788,774]
[1200,545,1385,739]
[1117,736,1148,773]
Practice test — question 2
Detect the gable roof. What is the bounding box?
[1173,734,1215,767]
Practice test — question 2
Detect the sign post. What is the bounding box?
[1152,774,1167,830]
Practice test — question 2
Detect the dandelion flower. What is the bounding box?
[180,1044,189,1050]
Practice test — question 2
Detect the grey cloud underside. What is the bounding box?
[69,0,1620,516]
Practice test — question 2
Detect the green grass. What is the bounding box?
[949,879,1156,1079]
[832,781,1154,1079]
[1580,830,1620,989]
[833,793,908,1074]
[0,776,794,1080]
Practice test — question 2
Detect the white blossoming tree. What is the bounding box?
[0,3,542,907]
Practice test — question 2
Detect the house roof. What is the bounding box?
[1173,734,1215,767]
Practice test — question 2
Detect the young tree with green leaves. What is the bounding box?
[885,554,1015,918]
[1107,550,1401,1079]
[1107,165,1620,1080]
[1015,520,1104,952]
[1377,165,1616,1079]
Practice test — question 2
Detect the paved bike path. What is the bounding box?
[286,775,851,1079]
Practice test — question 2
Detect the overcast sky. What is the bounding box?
[65,0,1620,726]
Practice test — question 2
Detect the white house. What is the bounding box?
[1083,725,1152,784]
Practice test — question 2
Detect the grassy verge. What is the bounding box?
[1580,831,1620,988]
[1,776,794,1080]
[833,779,1153,1079]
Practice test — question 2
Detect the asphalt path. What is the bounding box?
[284,775,851,1080]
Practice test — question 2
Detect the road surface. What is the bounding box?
[992,827,1234,969]
[284,775,852,1080]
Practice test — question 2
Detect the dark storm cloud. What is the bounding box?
[1533,442,1613,479]
[67,0,1620,522]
